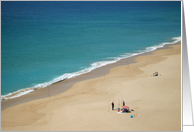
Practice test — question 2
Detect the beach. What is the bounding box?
[1,42,181,131]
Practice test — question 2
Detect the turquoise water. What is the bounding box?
[1,1,181,99]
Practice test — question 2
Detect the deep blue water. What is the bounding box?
[1,1,181,98]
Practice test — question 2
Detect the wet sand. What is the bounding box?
[1,42,181,131]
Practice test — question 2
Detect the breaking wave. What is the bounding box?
[1,36,181,101]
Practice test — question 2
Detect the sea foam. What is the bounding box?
[1,36,181,101]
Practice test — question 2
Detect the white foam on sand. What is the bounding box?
[1,36,181,101]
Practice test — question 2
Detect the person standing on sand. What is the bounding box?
[111,102,114,110]
[123,100,125,106]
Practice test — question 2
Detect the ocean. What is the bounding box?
[1,1,181,99]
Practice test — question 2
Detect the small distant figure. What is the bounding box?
[111,102,114,110]
[153,72,158,76]
[123,100,125,106]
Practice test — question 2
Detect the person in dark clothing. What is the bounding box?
[123,100,125,106]
[111,102,114,110]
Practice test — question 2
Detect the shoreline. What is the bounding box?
[1,40,181,111]
[1,42,181,131]
[1,37,181,102]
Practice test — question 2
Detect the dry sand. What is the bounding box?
[1,43,181,131]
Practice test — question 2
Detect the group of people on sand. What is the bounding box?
[111,100,125,110]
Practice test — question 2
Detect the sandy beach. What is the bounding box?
[1,43,181,131]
